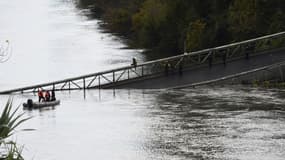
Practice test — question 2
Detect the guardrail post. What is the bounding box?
[98,75,101,88]
[113,72,115,82]
[83,78,86,90]
[208,51,213,68]
[226,48,230,58]
[222,50,227,66]
[241,44,249,59]
[128,69,130,79]
[280,66,284,81]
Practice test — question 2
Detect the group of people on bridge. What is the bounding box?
[38,89,56,102]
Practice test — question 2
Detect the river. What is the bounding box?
[0,0,285,160]
[0,0,144,90]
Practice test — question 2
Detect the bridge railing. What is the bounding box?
[102,31,285,86]
[1,31,285,94]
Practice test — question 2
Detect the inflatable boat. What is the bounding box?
[23,99,60,109]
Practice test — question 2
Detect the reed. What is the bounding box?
[0,99,31,160]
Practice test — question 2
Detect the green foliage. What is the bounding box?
[77,0,285,56]
[104,8,132,34]
[132,0,168,47]
[0,99,30,160]
[228,0,258,40]
[185,20,206,52]
[252,80,285,88]
[133,0,167,30]
[268,10,285,34]
[0,99,29,140]
[0,141,24,160]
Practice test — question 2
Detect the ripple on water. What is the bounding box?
[1,85,285,160]
[140,86,285,160]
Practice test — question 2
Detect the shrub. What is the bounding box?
[0,99,30,160]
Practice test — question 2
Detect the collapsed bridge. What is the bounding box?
[1,31,285,94]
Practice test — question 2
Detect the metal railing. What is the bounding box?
[1,31,285,94]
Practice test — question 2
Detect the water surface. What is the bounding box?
[0,0,285,160]
[1,87,285,160]
[0,0,144,90]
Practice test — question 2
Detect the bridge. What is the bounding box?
[1,31,285,94]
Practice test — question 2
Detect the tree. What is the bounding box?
[228,0,258,41]
[76,0,285,56]
[185,19,207,52]
[132,0,168,48]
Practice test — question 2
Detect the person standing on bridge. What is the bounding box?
[131,57,137,70]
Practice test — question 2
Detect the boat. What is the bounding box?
[23,99,60,109]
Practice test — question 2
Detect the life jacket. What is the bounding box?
[45,91,50,98]
[38,91,43,97]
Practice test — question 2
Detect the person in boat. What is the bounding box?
[38,89,44,102]
[45,90,51,102]
[51,89,56,101]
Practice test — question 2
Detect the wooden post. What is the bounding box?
[141,66,144,76]
[198,54,201,63]
[226,48,230,58]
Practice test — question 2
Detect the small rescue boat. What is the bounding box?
[23,99,60,109]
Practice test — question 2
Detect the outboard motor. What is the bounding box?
[27,99,33,108]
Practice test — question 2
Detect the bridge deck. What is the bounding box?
[108,48,285,89]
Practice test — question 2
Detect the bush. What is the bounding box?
[0,99,30,160]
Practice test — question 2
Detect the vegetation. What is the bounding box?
[0,99,30,160]
[76,0,285,56]
[252,80,285,88]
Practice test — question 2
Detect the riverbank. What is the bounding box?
[75,0,285,57]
